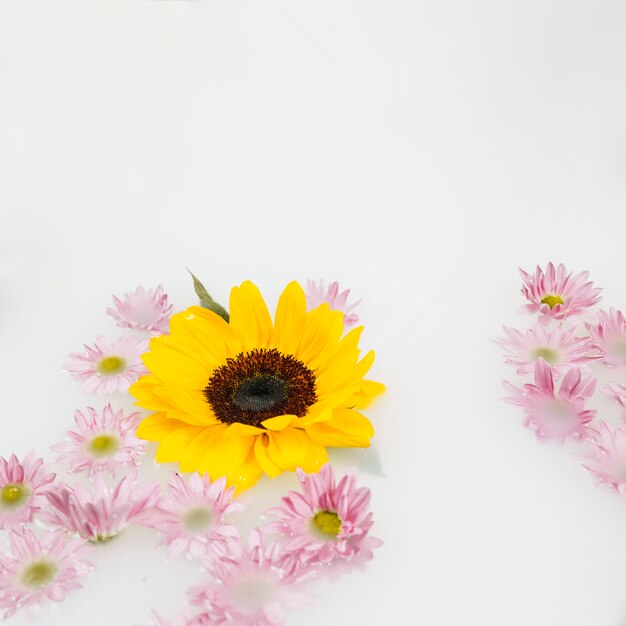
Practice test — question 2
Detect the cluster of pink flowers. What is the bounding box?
[501,262,626,501]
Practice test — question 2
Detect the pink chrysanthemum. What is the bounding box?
[65,335,148,395]
[107,285,173,335]
[0,452,55,530]
[585,308,626,366]
[145,609,211,626]
[305,279,361,329]
[188,530,311,626]
[140,473,243,559]
[582,421,626,496]
[50,404,145,476]
[497,325,600,376]
[265,464,382,566]
[503,359,597,442]
[42,471,160,543]
[519,262,601,322]
[0,528,94,619]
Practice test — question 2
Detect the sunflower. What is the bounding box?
[131,281,384,491]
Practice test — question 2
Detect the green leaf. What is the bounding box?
[187,268,230,323]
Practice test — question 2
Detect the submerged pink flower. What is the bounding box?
[519,262,601,322]
[141,473,243,559]
[107,285,173,335]
[497,325,600,376]
[0,452,55,530]
[51,404,145,476]
[265,464,382,567]
[306,279,361,329]
[503,359,597,442]
[0,528,94,619]
[42,471,160,543]
[582,421,626,496]
[188,531,311,626]
[65,335,148,395]
[586,308,626,366]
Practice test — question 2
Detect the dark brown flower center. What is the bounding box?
[203,348,317,427]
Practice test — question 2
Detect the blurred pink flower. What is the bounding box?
[519,262,601,323]
[0,528,94,619]
[188,530,312,626]
[42,471,160,543]
[0,452,55,530]
[306,279,361,329]
[51,404,145,476]
[107,285,173,335]
[140,473,243,559]
[586,308,626,367]
[497,325,600,376]
[601,383,626,418]
[504,359,596,442]
[65,335,148,395]
[265,464,382,566]
[582,421,626,496]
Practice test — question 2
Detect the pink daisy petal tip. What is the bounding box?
[582,421,626,497]
[305,279,362,329]
[585,308,626,367]
[107,285,173,335]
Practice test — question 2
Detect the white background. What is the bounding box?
[1,1,626,625]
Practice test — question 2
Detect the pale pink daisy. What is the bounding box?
[188,530,312,626]
[140,473,243,559]
[42,471,160,543]
[107,285,173,335]
[65,335,148,395]
[519,262,601,323]
[581,421,626,497]
[306,279,361,329]
[586,308,626,366]
[0,527,94,619]
[265,464,382,567]
[145,609,211,626]
[50,404,145,476]
[497,325,600,376]
[503,359,597,442]
[0,452,55,530]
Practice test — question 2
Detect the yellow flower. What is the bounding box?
[131,281,384,491]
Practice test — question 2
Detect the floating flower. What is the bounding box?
[42,471,160,543]
[51,404,145,476]
[305,279,361,329]
[0,528,94,619]
[188,530,311,626]
[131,281,384,492]
[581,421,626,496]
[0,452,55,530]
[519,262,601,322]
[107,285,173,335]
[266,464,382,566]
[497,325,600,376]
[586,308,626,366]
[66,335,148,395]
[503,359,597,442]
[141,473,243,559]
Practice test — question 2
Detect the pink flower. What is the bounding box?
[140,473,243,559]
[65,335,148,395]
[581,421,626,496]
[503,359,597,442]
[107,285,173,335]
[0,452,55,530]
[188,530,312,626]
[305,279,361,329]
[519,262,601,322]
[42,471,160,543]
[0,527,94,619]
[497,325,600,376]
[51,404,145,476]
[601,384,626,417]
[586,308,626,366]
[145,609,211,626]
[265,464,382,567]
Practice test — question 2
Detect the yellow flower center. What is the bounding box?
[312,510,342,538]
[1,483,29,507]
[540,294,564,309]
[182,507,214,532]
[88,434,119,457]
[532,347,559,364]
[97,356,126,375]
[20,561,58,588]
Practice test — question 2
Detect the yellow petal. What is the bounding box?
[273,282,307,355]
[229,281,273,351]
[136,412,188,441]
[142,344,211,389]
[155,425,203,463]
[196,426,255,477]
[226,447,263,493]
[266,428,327,472]
[181,306,242,357]
[254,433,283,477]
[305,422,371,448]
[261,414,297,431]
[352,380,386,408]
